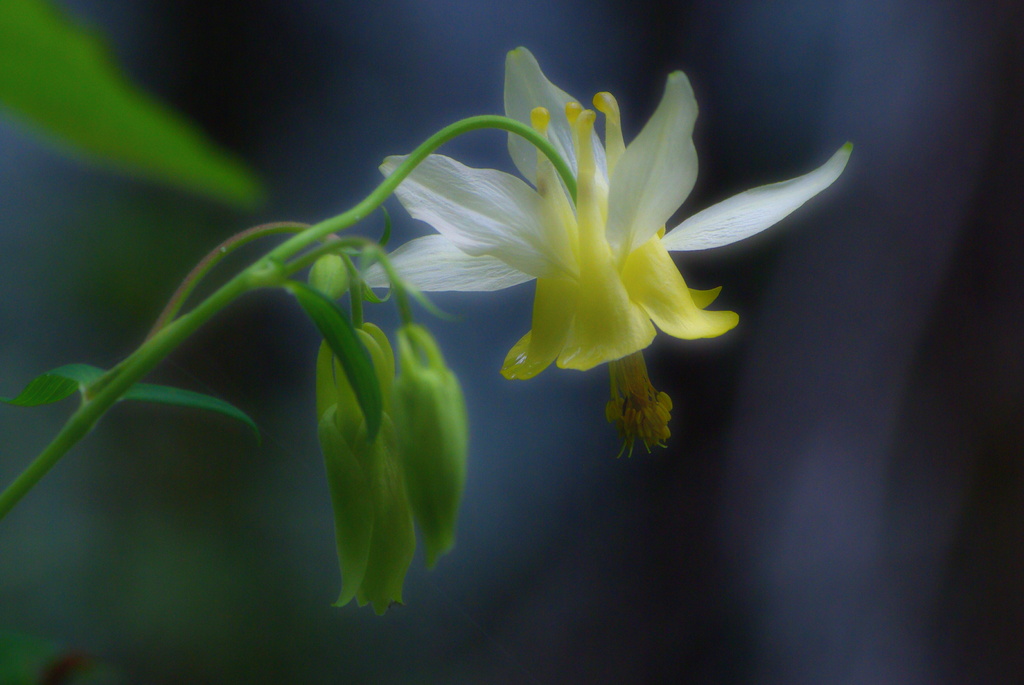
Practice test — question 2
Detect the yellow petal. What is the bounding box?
[556,246,655,370]
[622,237,738,339]
[556,109,656,371]
[689,286,722,309]
[501,277,577,379]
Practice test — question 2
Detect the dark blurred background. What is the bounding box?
[2,0,1022,682]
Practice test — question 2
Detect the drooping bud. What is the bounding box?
[315,323,415,614]
[308,254,349,299]
[354,416,415,613]
[391,324,468,568]
[316,404,374,606]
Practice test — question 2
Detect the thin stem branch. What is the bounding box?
[0,265,258,520]
[146,221,309,339]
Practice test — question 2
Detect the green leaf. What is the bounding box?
[288,281,383,441]
[0,0,264,208]
[122,384,260,443]
[0,630,64,685]
[378,206,392,247]
[1,364,258,440]
[361,283,391,304]
[0,364,102,406]
[0,630,117,684]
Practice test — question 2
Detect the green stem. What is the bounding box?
[361,245,415,325]
[345,256,364,328]
[261,115,576,266]
[281,236,364,277]
[0,114,572,520]
[147,221,309,340]
[0,265,260,520]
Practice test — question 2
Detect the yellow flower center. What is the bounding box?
[605,351,673,457]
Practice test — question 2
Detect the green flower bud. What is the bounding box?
[355,416,415,614]
[308,254,349,299]
[317,407,373,606]
[392,324,468,568]
[315,324,415,614]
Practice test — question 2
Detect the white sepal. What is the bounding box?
[364,235,533,292]
[662,143,852,252]
[381,154,571,279]
[606,71,699,257]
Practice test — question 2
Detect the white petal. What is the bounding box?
[381,154,573,279]
[504,47,580,186]
[661,143,853,252]
[364,235,533,292]
[605,71,699,258]
[503,48,608,191]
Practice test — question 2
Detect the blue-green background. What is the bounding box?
[2,0,1022,682]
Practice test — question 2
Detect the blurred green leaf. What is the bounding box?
[122,382,260,443]
[0,629,59,684]
[0,0,264,208]
[0,630,116,684]
[0,363,102,406]
[379,206,392,247]
[289,281,383,440]
[1,363,258,440]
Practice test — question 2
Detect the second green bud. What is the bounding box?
[309,254,350,299]
[392,324,468,568]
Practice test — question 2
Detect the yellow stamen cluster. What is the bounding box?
[605,351,673,457]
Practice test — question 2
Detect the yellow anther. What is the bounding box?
[605,351,673,457]
[530,106,550,135]
[593,92,625,175]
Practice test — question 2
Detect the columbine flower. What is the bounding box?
[371,47,850,453]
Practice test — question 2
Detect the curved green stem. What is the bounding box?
[262,115,575,266]
[0,114,573,521]
[282,236,363,277]
[360,245,415,325]
[146,221,309,339]
[344,255,364,328]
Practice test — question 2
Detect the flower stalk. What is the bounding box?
[0,113,575,522]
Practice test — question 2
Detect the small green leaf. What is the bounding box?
[0,364,103,406]
[361,283,391,304]
[288,281,383,440]
[123,384,259,443]
[378,207,392,248]
[0,0,264,208]
[0,373,77,407]
[2,363,258,440]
